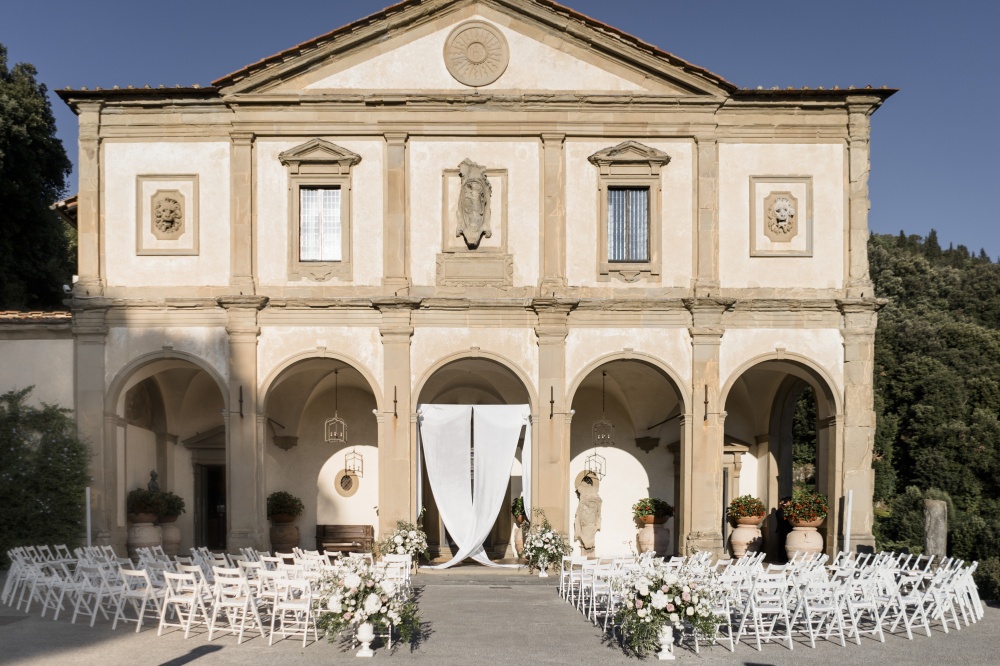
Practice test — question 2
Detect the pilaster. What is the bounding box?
[694,137,720,297]
[532,298,576,532]
[845,97,881,299]
[230,131,256,292]
[219,295,268,552]
[540,133,567,293]
[75,102,104,296]
[383,132,410,294]
[375,297,419,535]
[72,304,109,545]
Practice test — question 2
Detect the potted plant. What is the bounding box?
[511,496,527,526]
[267,490,304,553]
[157,491,186,556]
[126,488,162,524]
[632,498,674,525]
[727,495,766,557]
[781,489,828,559]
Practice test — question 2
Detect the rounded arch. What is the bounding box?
[258,350,384,414]
[566,351,690,414]
[412,350,539,415]
[105,349,229,416]
[719,351,842,419]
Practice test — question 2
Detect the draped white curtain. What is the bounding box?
[419,404,529,569]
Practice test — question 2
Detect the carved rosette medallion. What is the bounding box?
[444,21,509,87]
[764,191,798,242]
[151,189,185,239]
[456,158,493,249]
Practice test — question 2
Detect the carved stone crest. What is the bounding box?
[455,159,492,249]
[764,192,797,242]
[151,190,184,239]
[444,21,509,87]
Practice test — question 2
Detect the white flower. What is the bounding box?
[636,583,649,596]
[394,535,404,545]
[364,594,383,615]
[637,608,647,618]
[396,546,405,554]
[408,530,417,538]
[344,573,362,589]
[327,596,343,613]
[664,574,679,586]
[650,591,669,610]
[686,606,695,616]
[669,613,679,623]
[381,580,397,597]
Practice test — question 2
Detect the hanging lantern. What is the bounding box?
[324,368,347,445]
[592,371,615,447]
[345,446,364,477]
[584,450,606,480]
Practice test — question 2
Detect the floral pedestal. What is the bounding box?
[729,515,764,558]
[657,624,676,661]
[355,622,375,657]
[538,557,549,577]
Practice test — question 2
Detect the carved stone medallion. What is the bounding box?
[764,191,798,242]
[455,159,492,248]
[444,21,509,87]
[151,190,184,239]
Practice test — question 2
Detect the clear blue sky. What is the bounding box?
[4,1,998,258]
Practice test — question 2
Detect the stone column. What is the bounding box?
[383,133,409,294]
[375,298,418,535]
[683,298,730,555]
[219,296,268,552]
[839,299,879,552]
[75,102,103,296]
[845,97,882,300]
[923,500,947,559]
[694,137,720,297]
[532,298,576,532]
[73,304,110,544]
[540,133,567,293]
[230,131,256,292]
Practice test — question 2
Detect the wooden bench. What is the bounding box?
[316,524,374,554]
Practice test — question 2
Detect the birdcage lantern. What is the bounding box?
[345,446,364,477]
[584,450,606,480]
[591,371,615,448]
[324,368,348,445]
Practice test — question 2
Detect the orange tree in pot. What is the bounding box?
[632,497,674,525]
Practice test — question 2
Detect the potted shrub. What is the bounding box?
[781,489,828,559]
[632,497,674,555]
[511,496,527,526]
[267,490,304,553]
[126,488,162,524]
[727,494,766,557]
[158,491,186,556]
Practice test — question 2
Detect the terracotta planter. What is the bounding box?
[127,513,158,525]
[638,515,668,525]
[159,515,181,556]
[785,517,825,560]
[729,514,764,558]
[269,513,297,524]
[637,522,672,555]
[514,514,526,526]
[514,525,525,556]
[127,522,162,559]
[270,519,299,553]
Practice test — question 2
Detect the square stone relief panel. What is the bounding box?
[135,174,199,256]
[749,176,812,257]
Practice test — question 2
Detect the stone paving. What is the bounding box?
[2,567,997,665]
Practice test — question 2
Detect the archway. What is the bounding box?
[262,357,379,551]
[416,356,532,562]
[721,356,842,559]
[567,357,686,557]
[107,355,227,552]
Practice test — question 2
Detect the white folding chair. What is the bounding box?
[735,573,794,651]
[112,568,166,632]
[158,571,210,639]
[268,578,318,646]
[208,566,267,644]
[71,564,115,627]
[792,578,847,648]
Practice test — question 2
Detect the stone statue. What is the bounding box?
[574,474,602,556]
[148,470,159,493]
[455,158,492,249]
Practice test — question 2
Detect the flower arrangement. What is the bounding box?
[727,494,765,521]
[316,558,420,645]
[521,510,570,572]
[780,489,828,523]
[158,491,186,518]
[614,563,721,656]
[377,520,429,560]
[266,490,304,519]
[632,497,674,521]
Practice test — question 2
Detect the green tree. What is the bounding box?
[0,43,73,309]
[0,388,90,568]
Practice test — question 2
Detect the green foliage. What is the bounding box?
[511,495,526,519]
[0,388,90,568]
[158,491,185,518]
[0,44,73,308]
[266,490,304,518]
[126,488,162,515]
[870,232,1000,560]
[727,495,765,521]
[973,558,1000,601]
[631,497,674,520]
[780,489,828,523]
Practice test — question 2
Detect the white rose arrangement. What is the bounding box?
[521,510,570,572]
[376,520,429,561]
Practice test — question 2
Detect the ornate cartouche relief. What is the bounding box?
[151,190,184,239]
[456,158,492,249]
[444,21,509,87]
[764,191,798,242]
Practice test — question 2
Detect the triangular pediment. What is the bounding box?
[588,141,671,167]
[278,139,362,173]
[214,0,733,98]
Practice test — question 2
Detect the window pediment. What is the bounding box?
[588,141,671,177]
[279,139,362,175]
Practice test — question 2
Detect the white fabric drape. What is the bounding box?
[521,416,532,523]
[419,404,528,569]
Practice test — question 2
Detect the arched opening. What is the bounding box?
[416,357,531,562]
[722,358,840,559]
[568,358,685,557]
[263,358,379,551]
[110,357,226,552]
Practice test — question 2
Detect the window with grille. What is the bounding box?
[299,187,342,262]
[607,187,650,263]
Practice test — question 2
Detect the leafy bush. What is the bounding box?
[158,491,186,518]
[632,497,674,520]
[0,388,90,568]
[126,488,162,515]
[780,489,828,523]
[973,557,1000,601]
[727,495,766,521]
[511,496,526,519]
[267,490,304,518]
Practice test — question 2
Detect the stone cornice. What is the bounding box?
[217,296,269,311]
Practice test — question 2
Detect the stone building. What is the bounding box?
[3,0,893,560]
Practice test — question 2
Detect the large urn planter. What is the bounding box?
[159,515,182,556]
[126,514,161,559]
[513,515,526,557]
[637,516,671,555]
[730,515,765,558]
[785,517,824,560]
[269,513,300,553]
